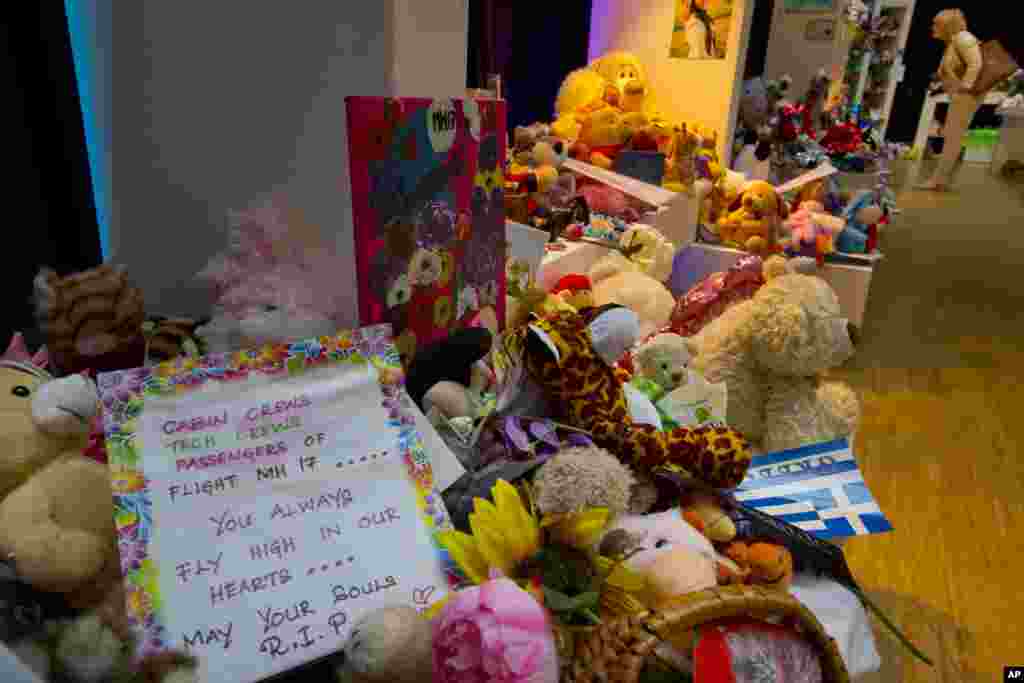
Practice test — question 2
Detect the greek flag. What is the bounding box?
[734,438,892,540]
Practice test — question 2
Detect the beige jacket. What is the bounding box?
[940,30,984,92]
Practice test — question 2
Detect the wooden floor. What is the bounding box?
[833,162,1024,682]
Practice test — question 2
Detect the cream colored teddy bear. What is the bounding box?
[0,348,98,499]
[686,257,860,452]
[0,351,118,609]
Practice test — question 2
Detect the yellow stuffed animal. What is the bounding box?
[553,51,661,141]
[717,180,788,254]
[577,108,632,169]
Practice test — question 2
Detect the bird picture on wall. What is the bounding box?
[670,0,733,60]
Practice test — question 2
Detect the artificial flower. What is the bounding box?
[432,576,559,683]
[437,480,541,584]
[540,508,611,549]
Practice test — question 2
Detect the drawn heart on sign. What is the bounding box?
[412,586,436,606]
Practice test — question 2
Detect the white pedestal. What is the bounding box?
[912,91,1006,162]
[540,241,879,329]
[680,244,878,328]
[992,108,1024,174]
[537,241,616,291]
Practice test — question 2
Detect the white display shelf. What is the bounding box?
[539,239,880,329]
[911,91,1006,158]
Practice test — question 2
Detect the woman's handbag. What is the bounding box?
[969,40,1019,96]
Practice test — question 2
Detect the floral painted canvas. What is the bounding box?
[345,97,507,367]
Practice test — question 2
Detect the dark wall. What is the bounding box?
[1,3,102,348]
[744,0,776,80]
[888,2,1020,143]
[468,0,594,133]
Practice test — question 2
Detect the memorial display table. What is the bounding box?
[540,240,882,329]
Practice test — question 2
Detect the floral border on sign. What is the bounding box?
[97,324,458,657]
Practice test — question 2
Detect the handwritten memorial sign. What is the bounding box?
[98,326,454,683]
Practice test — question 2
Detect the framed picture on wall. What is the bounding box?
[669,0,733,60]
[784,0,836,12]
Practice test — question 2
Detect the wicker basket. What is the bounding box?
[559,584,850,683]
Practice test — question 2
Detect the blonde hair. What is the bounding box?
[934,9,967,39]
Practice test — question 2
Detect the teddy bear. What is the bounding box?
[716,180,789,254]
[499,304,752,490]
[685,256,860,453]
[626,332,729,432]
[0,450,120,611]
[587,251,676,340]
[0,335,100,500]
[0,334,125,615]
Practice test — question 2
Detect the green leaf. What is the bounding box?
[569,591,601,611]
[542,586,601,613]
[542,586,576,611]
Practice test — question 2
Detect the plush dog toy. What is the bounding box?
[716,180,789,254]
[500,305,751,489]
[686,259,860,452]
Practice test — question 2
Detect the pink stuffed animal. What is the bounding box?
[782,200,842,266]
[196,200,349,352]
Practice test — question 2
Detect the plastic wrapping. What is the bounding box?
[724,624,823,682]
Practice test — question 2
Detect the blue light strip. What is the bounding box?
[63,0,109,260]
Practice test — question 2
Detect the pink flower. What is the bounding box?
[433,577,559,683]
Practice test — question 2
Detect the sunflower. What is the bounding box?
[436,479,541,584]
[541,508,612,549]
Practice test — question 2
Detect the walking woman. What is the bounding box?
[917,9,984,191]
